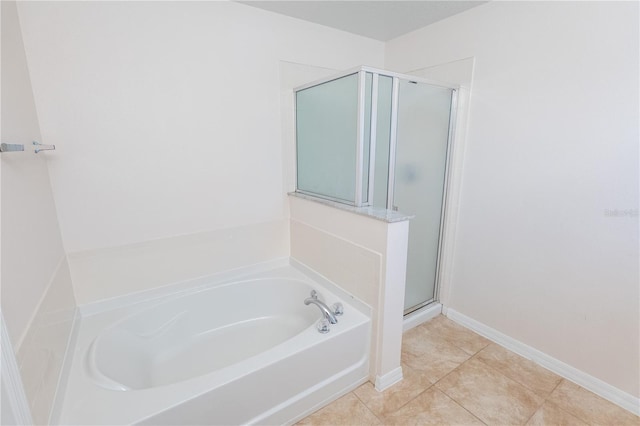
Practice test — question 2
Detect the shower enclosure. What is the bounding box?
[295,66,456,314]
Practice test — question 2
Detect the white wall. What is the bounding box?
[1,1,77,423]
[1,0,67,349]
[386,1,639,398]
[17,1,385,254]
[0,2,64,347]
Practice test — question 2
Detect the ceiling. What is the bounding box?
[238,1,487,42]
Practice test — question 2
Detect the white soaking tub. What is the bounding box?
[59,263,371,425]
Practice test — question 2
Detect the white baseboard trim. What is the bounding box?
[403,303,442,332]
[446,308,640,416]
[374,366,403,392]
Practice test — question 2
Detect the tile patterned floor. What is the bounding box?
[298,315,639,426]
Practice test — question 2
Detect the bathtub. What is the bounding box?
[58,263,371,425]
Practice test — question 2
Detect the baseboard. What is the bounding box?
[446,308,640,416]
[374,366,403,392]
[403,303,442,332]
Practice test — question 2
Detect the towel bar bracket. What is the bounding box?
[0,141,56,154]
[33,141,55,153]
[0,143,24,153]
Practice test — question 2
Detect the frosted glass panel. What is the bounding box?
[296,74,358,203]
[372,75,393,208]
[393,81,453,312]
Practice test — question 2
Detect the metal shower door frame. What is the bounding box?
[293,66,457,209]
[294,66,460,313]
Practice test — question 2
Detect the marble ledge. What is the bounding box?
[288,192,414,223]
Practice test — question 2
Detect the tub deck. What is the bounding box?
[58,262,371,425]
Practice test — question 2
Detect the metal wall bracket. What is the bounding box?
[0,143,24,152]
[0,141,56,154]
[33,141,55,153]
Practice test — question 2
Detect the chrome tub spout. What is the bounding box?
[304,290,338,324]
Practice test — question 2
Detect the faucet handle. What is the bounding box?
[316,318,330,334]
[332,302,344,316]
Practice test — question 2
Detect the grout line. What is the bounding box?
[384,382,437,420]
[471,350,560,402]
[352,391,385,424]
[541,398,595,426]
[440,389,489,426]
[352,369,436,423]
[541,381,600,426]
[431,368,488,426]
[405,318,638,425]
[351,389,367,406]
[445,309,640,416]
[451,335,492,358]
[521,400,543,425]
[436,352,546,425]
[404,321,552,425]
[545,378,564,401]
[448,391,488,425]
[468,339,492,356]
[435,315,492,356]
[431,350,477,388]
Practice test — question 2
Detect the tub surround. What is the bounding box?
[67,220,289,306]
[14,259,78,425]
[289,195,410,391]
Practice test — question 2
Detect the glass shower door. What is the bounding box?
[393,80,453,313]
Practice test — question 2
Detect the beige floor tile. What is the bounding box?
[384,386,484,425]
[548,380,640,426]
[402,323,471,382]
[353,363,434,418]
[435,357,543,425]
[296,392,381,426]
[476,343,562,398]
[420,315,491,355]
[526,401,588,425]
[299,319,639,426]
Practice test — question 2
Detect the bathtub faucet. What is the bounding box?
[304,290,339,325]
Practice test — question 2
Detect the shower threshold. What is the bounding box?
[403,302,442,332]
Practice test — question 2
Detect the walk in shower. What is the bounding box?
[295,66,456,313]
